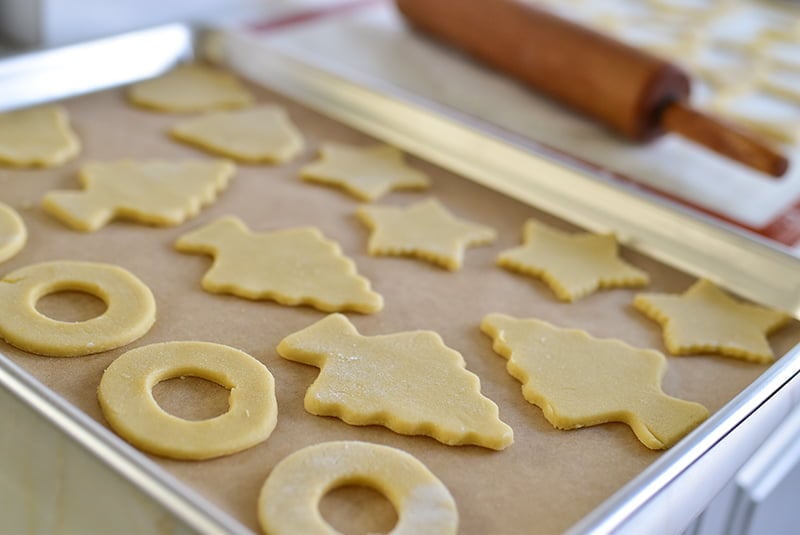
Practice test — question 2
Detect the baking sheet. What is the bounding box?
[1,81,799,535]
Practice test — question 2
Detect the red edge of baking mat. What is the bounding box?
[247,0,800,248]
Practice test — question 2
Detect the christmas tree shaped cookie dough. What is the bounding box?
[176,217,382,314]
[481,313,708,449]
[128,64,253,113]
[634,279,791,364]
[498,220,649,301]
[300,143,430,201]
[0,105,80,167]
[42,159,235,232]
[278,314,513,450]
[356,198,497,270]
[170,106,303,163]
[0,203,26,263]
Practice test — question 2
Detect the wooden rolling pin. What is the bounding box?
[395,0,789,177]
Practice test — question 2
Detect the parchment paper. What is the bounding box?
[1,83,798,535]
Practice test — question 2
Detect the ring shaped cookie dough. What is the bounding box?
[258,441,458,535]
[98,341,278,460]
[0,202,26,263]
[0,261,155,357]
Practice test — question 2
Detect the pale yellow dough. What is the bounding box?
[258,441,458,535]
[498,220,649,302]
[176,216,383,314]
[0,105,80,167]
[0,202,26,263]
[278,314,513,449]
[634,279,791,363]
[0,261,155,357]
[98,341,277,460]
[481,313,709,449]
[356,198,496,271]
[170,105,304,163]
[42,159,235,232]
[301,143,430,201]
[128,64,253,113]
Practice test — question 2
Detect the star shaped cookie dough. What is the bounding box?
[300,143,430,201]
[0,105,80,167]
[278,314,513,450]
[498,220,649,301]
[634,279,791,363]
[170,106,304,164]
[356,198,496,270]
[176,216,383,314]
[128,64,253,113]
[481,313,708,449]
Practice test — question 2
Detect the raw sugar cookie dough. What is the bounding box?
[43,159,235,232]
[0,202,26,263]
[170,105,304,164]
[0,105,80,167]
[175,216,383,314]
[0,261,155,357]
[98,341,278,460]
[128,64,254,113]
[481,313,708,449]
[258,441,458,535]
[634,279,791,363]
[278,314,513,450]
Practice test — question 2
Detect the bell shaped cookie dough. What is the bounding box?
[42,159,235,232]
[498,220,649,301]
[278,314,513,450]
[356,198,496,270]
[634,279,791,363]
[128,64,253,113]
[300,143,430,201]
[481,313,708,449]
[170,105,303,163]
[176,217,382,314]
[0,105,80,167]
[0,203,26,263]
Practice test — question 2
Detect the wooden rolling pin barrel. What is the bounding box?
[395,0,789,177]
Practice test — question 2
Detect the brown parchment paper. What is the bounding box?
[1,83,799,535]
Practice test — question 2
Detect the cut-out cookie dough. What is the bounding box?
[278,314,513,449]
[0,105,80,167]
[356,198,497,271]
[128,64,253,113]
[98,341,277,460]
[481,313,708,449]
[0,261,155,357]
[42,159,235,232]
[170,105,304,163]
[634,279,791,363]
[498,220,649,301]
[0,202,26,263]
[259,441,458,535]
[300,143,431,201]
[176,216,383,314]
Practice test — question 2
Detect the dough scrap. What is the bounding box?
[0,261,155,357]
[170,105,304,163]
[498,220,649,301]
[0,105,80,167]
[175,216,383,314]
[481,313,709,449]
[0,202,26,263]
[300,143,430,201]
[356,198,497,271]
[258,441,458,535]
[278,314,513,449]
[98,341,277,460]
[128,64,253,113]
[634,279,791,363]
[42,159,235,232]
